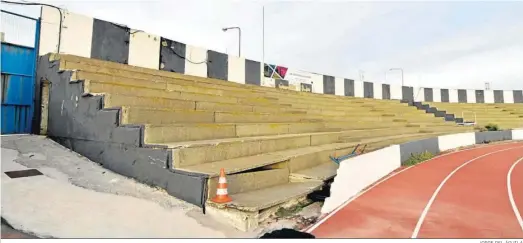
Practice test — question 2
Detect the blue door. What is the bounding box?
[1,10,40,134]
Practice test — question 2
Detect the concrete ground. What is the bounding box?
[0,135,255,238]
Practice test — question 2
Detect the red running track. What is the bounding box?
[308,142,523,238]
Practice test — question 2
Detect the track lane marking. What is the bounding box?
[411,145,523,238]
[508,156,523,231]
[306,141,522,234]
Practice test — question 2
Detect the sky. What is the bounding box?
[2,0,523,90]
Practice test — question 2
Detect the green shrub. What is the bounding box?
[474,126,487,132]
[484,123,499,131]
[404,151,434,166]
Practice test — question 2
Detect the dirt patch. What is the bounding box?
[255,200,323,237]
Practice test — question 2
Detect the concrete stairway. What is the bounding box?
[41,53,474,231]
[425,102,523,129]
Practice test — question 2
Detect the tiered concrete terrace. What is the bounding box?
[39,53,475,231]
[425,102,523,129]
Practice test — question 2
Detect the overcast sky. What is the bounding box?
[2,0,522,90]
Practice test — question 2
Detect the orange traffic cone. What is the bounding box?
[211,168,232,203]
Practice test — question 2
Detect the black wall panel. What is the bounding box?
[91,19,130,64]
[441,89,449,102]
[458,89,467,103]
[275,79,289,89]
[424,88,433,102]
[245,59,261,86]
[514,90,523,103]
[475,131,512,144]
[323,75,335,95]
[364,82,374,98]
[475,90,485,103]
[300,83,312,92]
[344,79,355,96]
[402,86,414,101]
[382,84,391,100]
[493,90,504,103]
[207,50,228,80]
[399,138,439,165]
[159,38,185,73]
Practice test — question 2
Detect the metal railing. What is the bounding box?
[461,111,477,125]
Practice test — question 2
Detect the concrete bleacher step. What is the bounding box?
[144,123,425,144]
[144,122,346,143]
[174,141,360,177]
[165,131,349,167]
[118,105,441,125]
[476,118,523,122]
[83,80,279,106]
[472,114,521,118]
[290,162,339,181]
[104,93,305,113]
[73,70,267,97]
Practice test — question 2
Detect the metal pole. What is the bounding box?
[238,28,241,57]
[262,5,265,71]
[400,68,404,86]
[222,27,241,57]
[389,68,404,86]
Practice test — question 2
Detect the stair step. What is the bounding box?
[207,168,290,200]
[175,142,357,177]
[290,162,339,181]
[207,181,323,212]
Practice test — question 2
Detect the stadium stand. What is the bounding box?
[39,53,476,230]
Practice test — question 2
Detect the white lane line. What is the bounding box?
[411,145,523,238]
[507,156,523,231]
[305,166,414,233]
[305,142,521,234]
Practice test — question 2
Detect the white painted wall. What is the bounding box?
[128,31,160,69]
[373,82,383,99]
[390,84,403,100]
[39,6,60,55]
[260,62,265,87]
[334,77,344,96]
[484,90,495,103]
[354,80,364,98]
[503,90,514,103]
[322,145,401,214]
[227,56,246,84]
[466,89,476,103]
[40,7,93,57]
[184,45,207,77]
[449,89,459,103]
[433,88,441,102]
[437,132,476,151]
[512,129,523,140]
[262,77,275,88]
[413,87,424,102]
[311,73,323,94]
